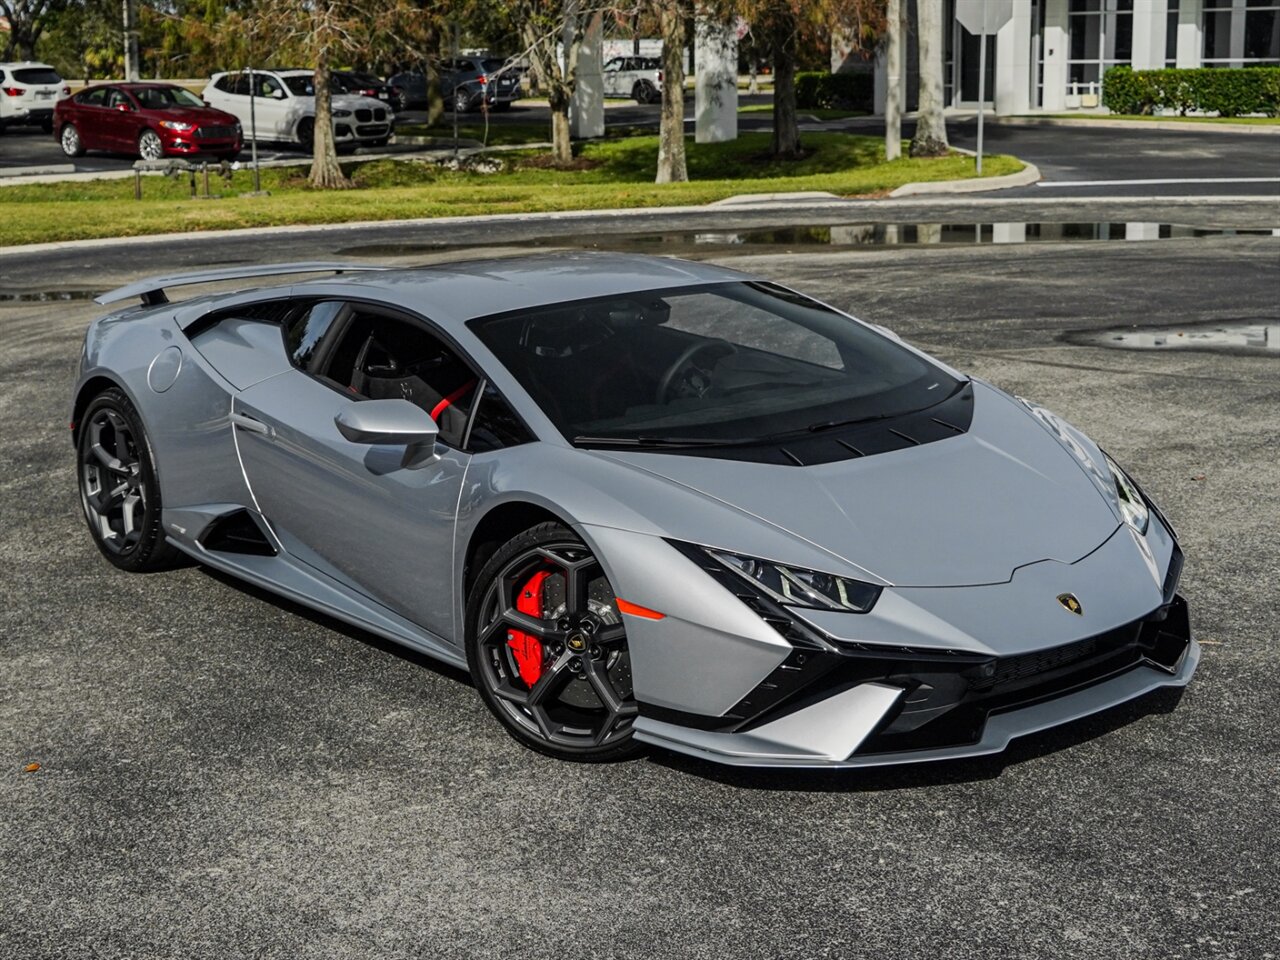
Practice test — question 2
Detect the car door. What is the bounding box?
[602,58,623,97]
[70,87,107,146]
[233,300,479,639]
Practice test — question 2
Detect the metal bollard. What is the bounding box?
[202,163,210,199]
[134,169,142,201]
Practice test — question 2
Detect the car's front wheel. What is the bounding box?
[296,117,314,150]
[467,522,641,761]
[60,123,85,157]
[138,128,164,161]
[77,388,182,572]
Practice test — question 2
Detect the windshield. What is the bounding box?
[469,282,961,447]
[133,86,204,109]
[282,75,313,96]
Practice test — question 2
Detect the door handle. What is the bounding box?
[230,411,274,438]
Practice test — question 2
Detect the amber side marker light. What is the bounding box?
[616,598,666,620]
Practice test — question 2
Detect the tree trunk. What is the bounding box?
[884,0,902,161]
[523,22,574,165]
[549,97,572,162]
[310,51,350,189]
[655,1,687,183]
[771,22,800,159]
[424,26,444,128]
[910,0,950,157]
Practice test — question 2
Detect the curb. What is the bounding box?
[5,193,1277,259]
[0,163,76,179]
[889,160,1041,197]
[989,116,1280,136]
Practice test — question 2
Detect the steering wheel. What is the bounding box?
[655,340,738,405]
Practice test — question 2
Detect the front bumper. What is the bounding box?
[633,595,1197,769]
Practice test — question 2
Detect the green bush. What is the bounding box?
[1103,65,1280,117]
[796,71,873,112]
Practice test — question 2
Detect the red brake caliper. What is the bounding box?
[507,570,551,687]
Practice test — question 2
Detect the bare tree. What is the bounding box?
[652,0,687,182]
[909,0,948,156]
[0,0,68,59]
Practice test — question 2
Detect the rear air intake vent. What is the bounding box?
[199,509,276,556]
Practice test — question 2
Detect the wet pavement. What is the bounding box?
[1,199,1277,960]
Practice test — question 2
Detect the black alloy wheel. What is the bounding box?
[467,522,641,761]
[296,117,315,150]
[77,388,181,572]
[452,88,471,114]
[633,80,657,104]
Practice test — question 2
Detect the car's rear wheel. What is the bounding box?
[633,80,658,104]
[138,128,164,161]
[60,123,84,157]
[452,89,471,114]
[467,522,641,762]
[77,388,182,573]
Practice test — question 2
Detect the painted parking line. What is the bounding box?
[1037,177,1280,187]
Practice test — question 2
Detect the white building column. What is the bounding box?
[1177,0,1203,67]
[1042,0,1070,111]
[994,0,1034,115]
[695,15,738,143]
[568,8,604,139]
[1131,0,1169,70]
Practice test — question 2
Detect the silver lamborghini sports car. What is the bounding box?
[71,255,1197,767]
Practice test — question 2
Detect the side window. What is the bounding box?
[603,58,621,72]
[78,87,107,106]
[318,309,479,449]
[105,88,130,109]
[467,382,533,452]
[285,300,343,371]
[0,71,6,84]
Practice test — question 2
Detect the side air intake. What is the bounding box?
[198,509,277,556]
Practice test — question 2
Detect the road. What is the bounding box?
[1,198,1278,959]
[4,97,1277,199]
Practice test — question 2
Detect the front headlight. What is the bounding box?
[705,548,882,614]
[1105,454,1149,534]
[158,120,194,132]
[332,109,352,117]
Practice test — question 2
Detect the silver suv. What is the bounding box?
[0,62,69,133]
[601,56,662,104]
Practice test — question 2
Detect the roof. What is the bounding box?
[299,253,755,325]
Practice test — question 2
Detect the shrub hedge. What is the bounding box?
[1102,65,1280,117]
[796,71,874,112]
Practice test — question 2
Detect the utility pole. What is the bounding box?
[884,0,902,161]
[122,0,140,81]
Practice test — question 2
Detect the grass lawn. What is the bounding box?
[0,132,1023,247]
[1037,113,1280,124]
[738,105,867,120]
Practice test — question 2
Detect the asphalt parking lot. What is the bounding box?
[2,200,1278,959]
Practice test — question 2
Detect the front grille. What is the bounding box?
[355,108,372,122]
[374,107,386,121]
[971,623,1141,693]
[196,125,237,139]
[356,124,388,137]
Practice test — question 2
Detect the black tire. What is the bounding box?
[60,122,85,157]
[296,117,315,151]
[466,522,642,762]
[633,80,658,104]
[76,387,182,573]
[452,88,471,114]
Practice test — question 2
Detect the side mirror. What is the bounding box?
[335,399,439,468]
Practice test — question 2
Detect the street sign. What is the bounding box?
[955,0,1014,36]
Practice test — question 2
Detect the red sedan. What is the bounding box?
[54,82,242,161]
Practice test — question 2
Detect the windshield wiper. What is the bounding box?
[573,435,750,448]
[806,412,898,433]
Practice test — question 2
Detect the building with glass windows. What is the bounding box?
[856,0,1280,114]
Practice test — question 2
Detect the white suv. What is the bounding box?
[0,62,70,133]
[202,69,392,150]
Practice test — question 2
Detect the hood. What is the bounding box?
[331,94,386,111]
[596,381,1121,588]
[144,106,239,126]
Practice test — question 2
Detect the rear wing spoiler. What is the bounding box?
[94,262,388,307]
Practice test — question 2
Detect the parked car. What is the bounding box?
[601,56,662,103]
[54,82,242,160]
[331,70,397,110]
[73,254,1197,766]
[203,69,391,150]
[388,57,522,114]
[0,61,70,133]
